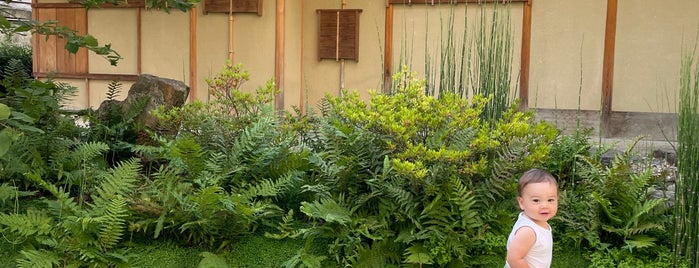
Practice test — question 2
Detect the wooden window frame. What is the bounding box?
[317,9,361,62]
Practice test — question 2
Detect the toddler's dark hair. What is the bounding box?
[517,169,558,196]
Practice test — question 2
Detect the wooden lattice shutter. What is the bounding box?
[33,7,88,75]
[317,9,361,61]
[203,0,262,15]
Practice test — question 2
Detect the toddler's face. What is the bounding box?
[517,181,558,228]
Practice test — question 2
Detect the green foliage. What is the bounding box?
[83,80,149,165]
[270,70,557,267]
[674,36,699,267]
[0,41,32,94]
[553,135,671,258]
[131,65,302,248]
[0,155,141,266]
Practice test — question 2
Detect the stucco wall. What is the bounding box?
[529,0,606,111]
[32,0,699,117]
[614,0,699,113]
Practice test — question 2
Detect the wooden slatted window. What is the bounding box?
[317,9,361,61]
[387,0,528,3]
[203,0,262,15]
[33,8,88,75]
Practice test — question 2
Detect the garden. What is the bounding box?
[1,5,699,267]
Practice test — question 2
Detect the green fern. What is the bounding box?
[592,137,669,251]
[105,80,122,101]
[16,249,61,268]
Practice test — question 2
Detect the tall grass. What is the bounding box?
[673,38,699,267]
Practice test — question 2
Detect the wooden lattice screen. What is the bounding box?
[203,0,262,15]
[317,9,361,61]
[33,8,88,75]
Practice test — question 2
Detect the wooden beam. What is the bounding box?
[387,0,527,4]
[383,3,393,93]
[518,0,532,110]
[33,72,140,81]
[602,0,617,132]
[275,0,285,111]
[32,0,145,8]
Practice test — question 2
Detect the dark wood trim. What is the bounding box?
[383,3,393,93]
[274,0,285,111]
[32,1,145,8]
[387,0,527,4]
[33,72,140,81]
[602,0,617,132]
[519,0,532,110]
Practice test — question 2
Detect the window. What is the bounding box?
[317,9,361,61]
[203,0,262,15]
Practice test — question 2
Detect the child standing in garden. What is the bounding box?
[505,169,558,268]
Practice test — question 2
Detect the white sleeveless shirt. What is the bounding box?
[504,212,553,268]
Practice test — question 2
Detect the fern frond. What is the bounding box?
[624,234,657,249]
[403,243,433,265]
[94,158,140,203]
[16,249,61,268]
[0,210,53,237]
[105,80,122,101]
[98,197,128,251]
[300,199,351,225]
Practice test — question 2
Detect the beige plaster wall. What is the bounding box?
[38,0,699,116]
[140,10,190,83]
[298,0,386,111]
[60,78,134,109]
[613,0,699,113]
[529,0,606,110]
[88,9,138,74]
[195,7,231,101]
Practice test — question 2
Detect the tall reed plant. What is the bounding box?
[412,2,515,121]
[673,39,699,267]
[470,2,515,121]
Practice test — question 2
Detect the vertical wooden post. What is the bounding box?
[299,0,305,112]
[275,0,286,111]
[383,3,394,93]
[137,7,142,75]
[228,0,234,61]
[189,7,198,102]
[519,0,532,110]
[602,0,618,134]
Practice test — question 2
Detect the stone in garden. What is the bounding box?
[96,74,189,131]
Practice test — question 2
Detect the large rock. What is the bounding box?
[119,74,189,130]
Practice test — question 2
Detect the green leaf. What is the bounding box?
[0,16,10,29]
[82,35,98,46]
[403,244,433,265]
[0,104,10,120]
[0,130,11,157]
[65,42,79,54]
[13,25,33,33]
[10,111,35,123]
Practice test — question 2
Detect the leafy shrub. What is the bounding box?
[272,69,558,267]
[0,42,31,94]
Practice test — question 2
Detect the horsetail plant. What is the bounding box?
[673,37,699,268]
